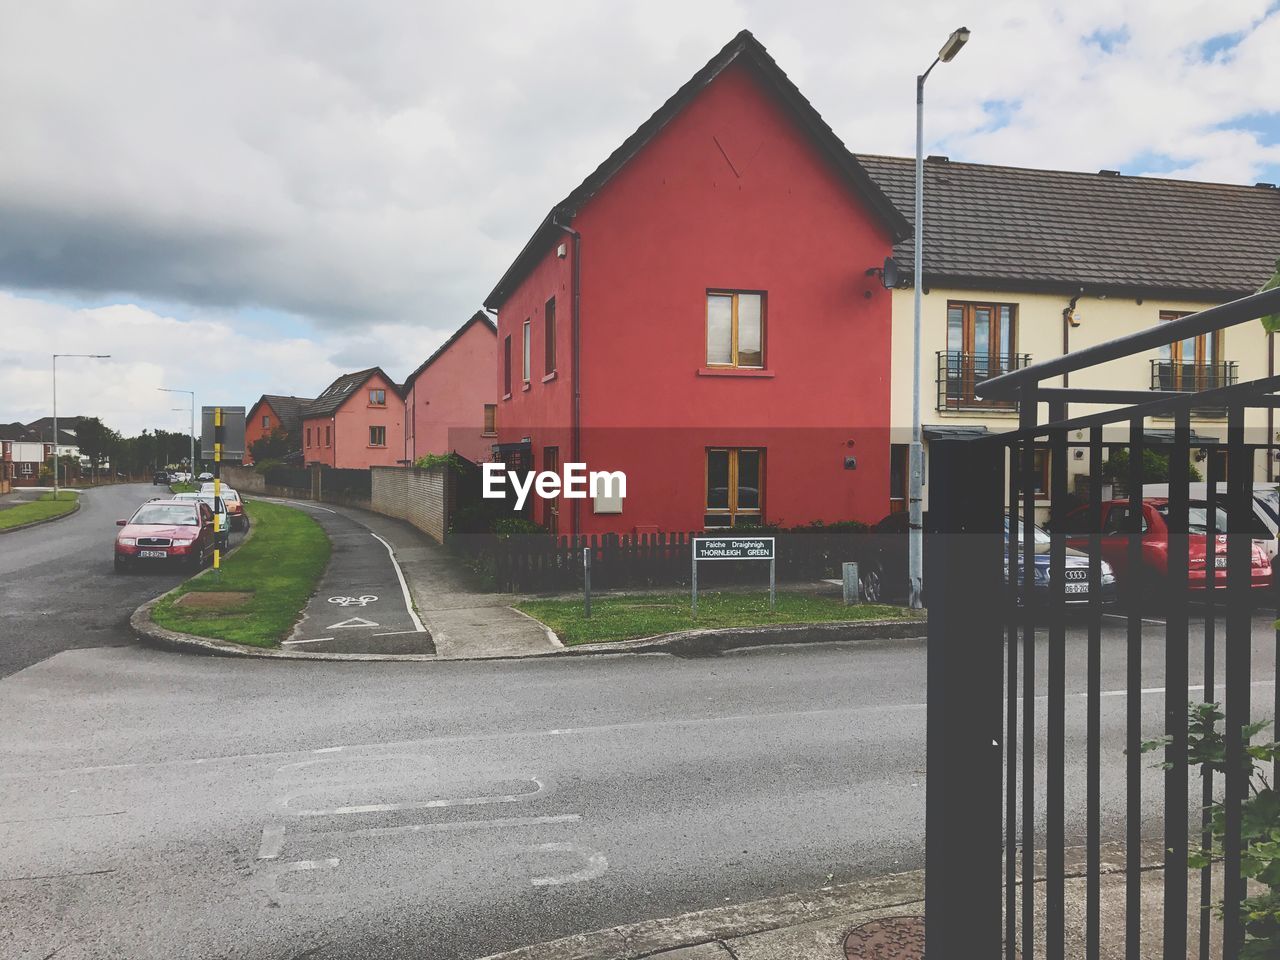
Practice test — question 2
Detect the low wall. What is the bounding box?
[220,463,310,500]
[371,465,452,544]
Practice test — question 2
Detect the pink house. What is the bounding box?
[301,367,405,469]
[402,312,498,465]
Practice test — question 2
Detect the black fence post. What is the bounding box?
[925,436,1005,959]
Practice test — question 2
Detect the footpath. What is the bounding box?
[478,842,1209,959]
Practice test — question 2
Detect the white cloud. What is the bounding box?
[0,293,471,435]
[0,1,1278,427]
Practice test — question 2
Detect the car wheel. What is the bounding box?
[114,555,129,574]
[860,565,883,603]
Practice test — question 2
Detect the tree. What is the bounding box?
[250,428,297,464]
[74,417,119,481]
[1102,447,1202,484]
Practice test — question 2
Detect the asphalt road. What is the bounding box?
[2,496,1278,959]
[0,482,242,679]
[3,632,1278,959]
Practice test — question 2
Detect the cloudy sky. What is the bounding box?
[1,0,1277,435]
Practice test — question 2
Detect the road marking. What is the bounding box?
[258,825,285,859]
[327,595,378,607]
[330,814,581,841]
[257,497,338,514]
[281,637,333,646]
[527,843,608,886]
[370,532,427,633]
[312,746,344,754]
[371,629,424,637]
[1103,614,1168,625]
[279,777,546,817]
[327,617,378,629]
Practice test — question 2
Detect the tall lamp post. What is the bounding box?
[909,26,970,610]
[52,353,110,498]
[159,388,196,478]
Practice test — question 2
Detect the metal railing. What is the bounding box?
[1150,359,1239,393]
[937,351,1031,411]
[925,285,1280,960]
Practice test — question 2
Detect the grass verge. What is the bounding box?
[517,591,912,645]
[0,490,79,530]
[169,481,198,493]
[150,499,330,647]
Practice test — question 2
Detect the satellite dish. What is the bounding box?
[881,256,900,289]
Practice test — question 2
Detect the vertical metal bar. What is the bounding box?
[1005,441,1020,960]
[1020,386,1038,960]
[1163,408,1191,959]
[1201,447,1220,960]
[925,436,1005,959]
[1086,427,1103,960]
[691,546,698,617]
[583,545,592,619]
[1046,406,1067,960]
[1223,402,1252,958]
[769,555,776,610]
[1126,417,1144,960]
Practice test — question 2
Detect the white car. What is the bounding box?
[170,492,232,550]
[200,483,248,530]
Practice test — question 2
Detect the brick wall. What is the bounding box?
[371,465,452,544]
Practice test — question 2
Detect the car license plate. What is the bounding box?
[1065,583,1088,594]
[139,550,167,558]
[1215,556,1227,568]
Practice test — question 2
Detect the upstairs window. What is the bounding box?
[369,388,386,406]
[706,291,764,368]
[306,427,312,448]
[369,426,386,447]
[522,320,531,383]
[503,335,512,396]
[545,297,557,376]
[262,415,270,429]
[483,404,497,436]
[325,425,331,447]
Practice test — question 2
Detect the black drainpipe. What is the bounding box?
[552,215,582,536]
[1061,292,1081,388]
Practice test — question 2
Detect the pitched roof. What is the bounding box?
[484,29,910,310]
[403,312,497,392]
[249,394,314,433]
[25,416,82,445]
[0,422,38,442]
[303,368,399,418]
[857,154,1280,300]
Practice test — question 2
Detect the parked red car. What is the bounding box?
[114,499,215,572]
[1060,498,1272,595]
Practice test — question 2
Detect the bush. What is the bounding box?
[494,516,546,538]
[1103,447,1202,484]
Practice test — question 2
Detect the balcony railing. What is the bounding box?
[1149,359,1238,393]
[937,351,1031,412]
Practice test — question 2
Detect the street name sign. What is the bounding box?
[691,536,776,613]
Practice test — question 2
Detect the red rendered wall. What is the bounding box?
[405,322,498,464]
[303,372,405,469]
[496,61,894,536]
[242,401,279,465]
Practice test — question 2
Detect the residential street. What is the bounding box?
[2,491,1278,959]
[0,482,244,679]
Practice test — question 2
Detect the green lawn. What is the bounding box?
[0,490,79,530]
[169,481,198,493]
[151,499,331,647]
[517,591,913,645]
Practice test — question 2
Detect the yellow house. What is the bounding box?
[858,154,1280,517]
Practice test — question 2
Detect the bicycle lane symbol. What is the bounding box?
[327,595,378,607]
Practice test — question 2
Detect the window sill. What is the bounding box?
[522,382,532,392]
[368,445,387,449]
[367,404,387,409]
[697,367,774,378]
[542,371,558,383]
[481,432,497,438]
[503,392,512,401]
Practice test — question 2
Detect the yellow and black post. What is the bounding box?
[213,406,223,571]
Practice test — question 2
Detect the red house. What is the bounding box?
[1,423,51,489]
[402,312,498,465]
[243,394,313,465]
[301,368,405,469]
[483,30,909,537]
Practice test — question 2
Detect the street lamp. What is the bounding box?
[908,26,970,610]
[159,388,196,479]
[52,353,110,498]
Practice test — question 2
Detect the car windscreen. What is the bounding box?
[1154,502,1228,535]
[131,505,199,526]
[1004,516,1050,544]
